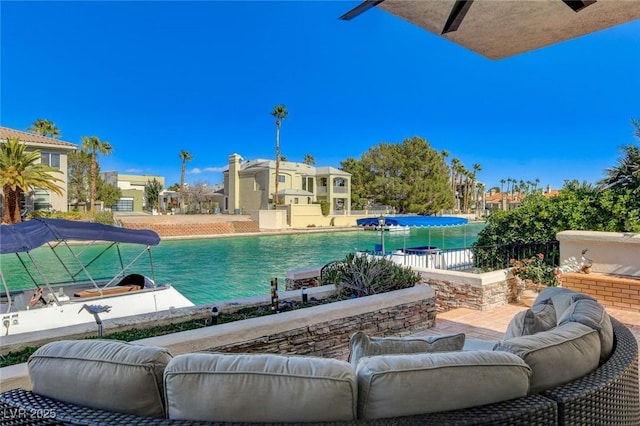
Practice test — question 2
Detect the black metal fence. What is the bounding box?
[471,240,560,271]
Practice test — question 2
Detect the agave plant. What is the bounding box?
[321,253,421,298]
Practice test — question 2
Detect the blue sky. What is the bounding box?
[2,1,639,191]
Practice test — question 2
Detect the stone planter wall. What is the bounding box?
[416,269,509,312]
[136,285,436,361]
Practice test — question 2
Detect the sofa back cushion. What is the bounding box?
[348,331,465,367]
[28,339,172,418]
[504,299,557,339]
[164,353,357,422]
[356,351,531,419]
[558,298,614,362]
[534,287,596,319]
[494,321,600,394]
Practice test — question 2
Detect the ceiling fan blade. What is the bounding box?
[562,0,597,12]
[442,0,475,34]
[339,0,386,21]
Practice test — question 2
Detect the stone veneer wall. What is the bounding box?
[416,269,509,312]
[135,285,436,361]
[287,267,510,312]
[562,272,640,312]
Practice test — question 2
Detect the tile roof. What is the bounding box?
[0,126,77,149]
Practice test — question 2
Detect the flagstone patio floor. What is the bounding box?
[410,303,640,345]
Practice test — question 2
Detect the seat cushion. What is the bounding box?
[356,351,531,419]
[504,299,557,339]
[348,331,465,367]
[558,298,614,362]
[494,321,600,394]
[164,352,357,422]
[28,339,172,418]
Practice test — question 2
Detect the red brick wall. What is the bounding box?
[123,221,259,237]
[561,272,640,312]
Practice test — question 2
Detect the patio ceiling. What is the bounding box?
[341,0,640,59]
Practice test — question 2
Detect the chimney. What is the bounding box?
[229,154,241,214]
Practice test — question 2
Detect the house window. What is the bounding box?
[278,175,285,183]
[294,197,299,204]
[302,177,306,191]
[41,152,61,169]
[32,189,51,211]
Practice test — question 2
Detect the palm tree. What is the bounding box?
[471,163,482,212]
[28,119,61,138]
[179,150,192,212]
[270,105,288,205]
[599,143,640,194]
[0,137,63,223]
[303,153,315,165]
[81,136,112,212]
[450,158,461,211]
[599,119,640,195]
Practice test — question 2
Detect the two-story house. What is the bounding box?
[0,126,77,214]
[223,153,352,214]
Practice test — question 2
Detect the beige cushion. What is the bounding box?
[356,351,531,419]
[504,299,557,339]
[348,331,465,367]
[494,321,600,393]
[28,339,172,418]
[164,353,357,422]
[558,298,614,363]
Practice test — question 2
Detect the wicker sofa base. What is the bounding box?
[0,319,637,426]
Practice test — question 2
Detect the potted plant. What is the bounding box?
[509,253,561,306]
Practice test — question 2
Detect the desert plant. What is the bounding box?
[321,253,420,297]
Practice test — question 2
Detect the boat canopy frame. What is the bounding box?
[0,218,161,310]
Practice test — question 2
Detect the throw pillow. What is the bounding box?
[348,331,465,367]
[504,299,556,339]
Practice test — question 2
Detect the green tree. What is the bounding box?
[270,104,288,205]
[67,150,92,204]
[81,136,112,212]
[179,150,192,211]
[0,137,63,223]
[96,177,122,208]
[303,153,315,165]
[599,145,640,196]
[28,119,60,138]
[340,157,369,210]
[359,136,452,214]
[167,182,180,192]
[145,178,163,211]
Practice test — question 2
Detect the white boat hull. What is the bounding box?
[1,286,193,336]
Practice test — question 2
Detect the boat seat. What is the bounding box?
[73,285,141,298]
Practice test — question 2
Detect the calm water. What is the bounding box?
[2,223,484,305]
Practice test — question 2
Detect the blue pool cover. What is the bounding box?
[356,216,469,228]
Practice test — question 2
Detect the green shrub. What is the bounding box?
[321,253,421,297]
[92,211,116,225]
[319,201,330,216]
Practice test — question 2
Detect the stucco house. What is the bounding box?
[223,153,352,214]
[101,171,165,212]
[0,126,77,214]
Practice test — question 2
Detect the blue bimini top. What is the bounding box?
[0,217,160,254]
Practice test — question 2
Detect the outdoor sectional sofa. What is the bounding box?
[0,288,638,425]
